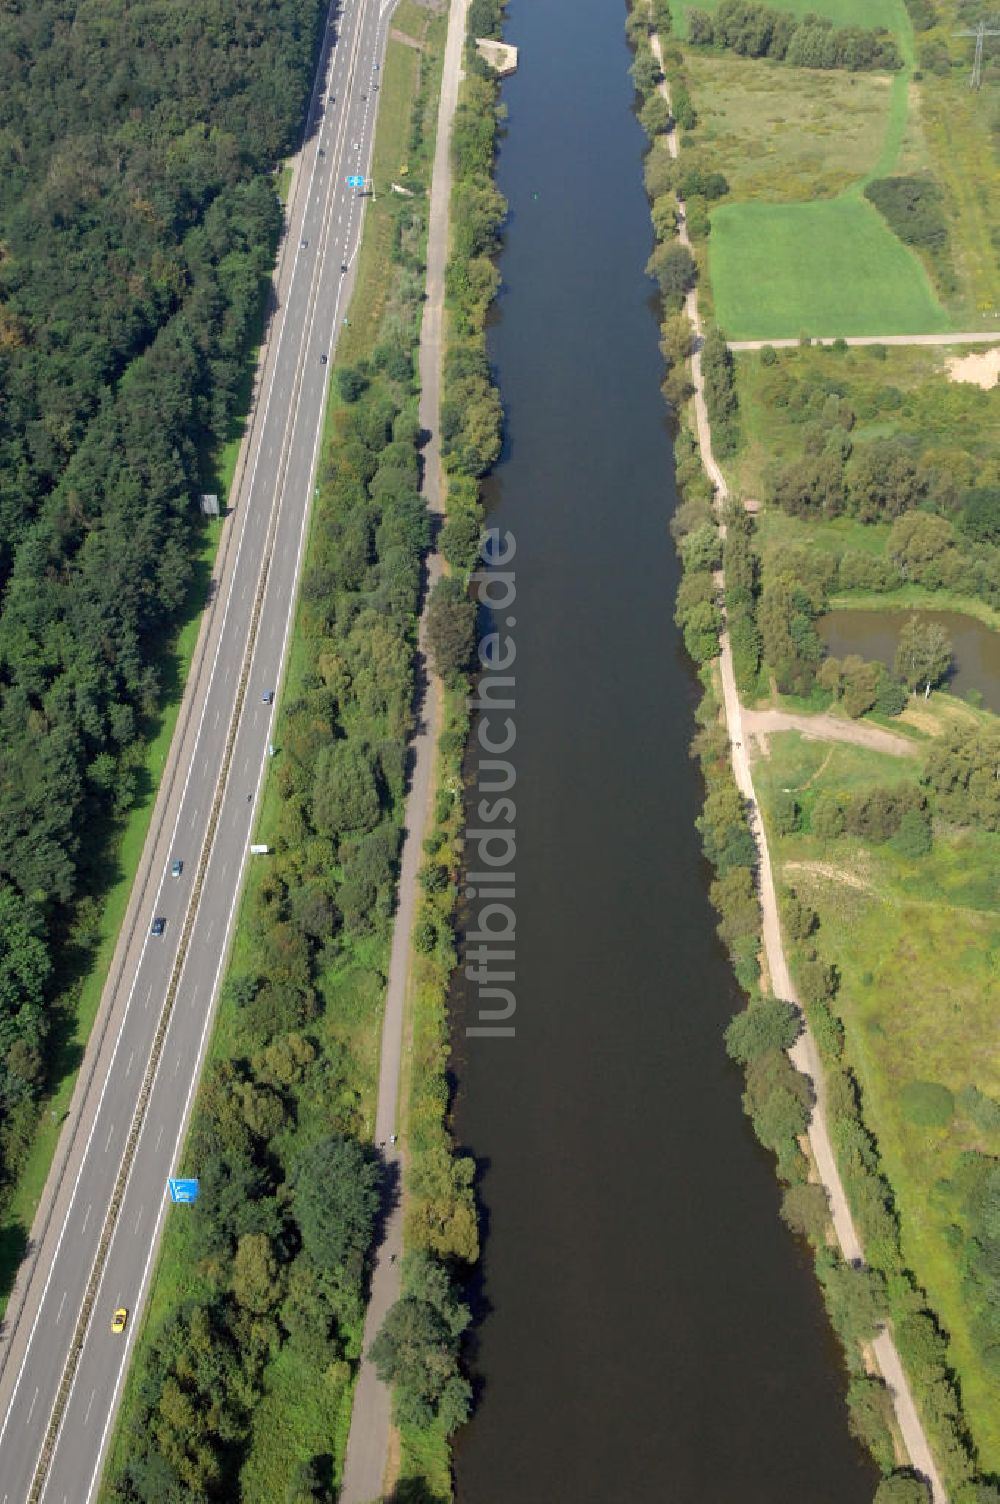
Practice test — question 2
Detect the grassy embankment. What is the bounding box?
[753,715,1000,1471]
[100,7,454,1498]
[660,3,1000,1479]
[643,1,1000,1494]
[668,0,1000,335]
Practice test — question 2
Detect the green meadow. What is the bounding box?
[709,197,948,339]
[754,724,1000,1470]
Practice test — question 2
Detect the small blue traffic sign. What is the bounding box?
[168,1177,200,1204]
[346,174,365,188]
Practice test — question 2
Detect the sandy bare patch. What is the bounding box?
[784,860,872,894]
[945,347,1000,389]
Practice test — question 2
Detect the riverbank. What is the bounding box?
[338,0,478,1492]
[645,10,950,1502]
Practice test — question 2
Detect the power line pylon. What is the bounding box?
[954,18,1000,89]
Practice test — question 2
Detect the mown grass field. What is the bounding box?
[709,197,948,339]
[753,723,1000,1471]
[669,0,903,38]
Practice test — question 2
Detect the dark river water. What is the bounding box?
[820,608,1000,713]
[450,0,876,1500]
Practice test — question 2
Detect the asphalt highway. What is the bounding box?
[0,0,395,1496]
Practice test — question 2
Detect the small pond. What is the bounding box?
[819,608,1000,713]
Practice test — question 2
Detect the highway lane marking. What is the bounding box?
[83,1390,96,1427]
[213,707,221,727]
[133,1207,143,1237]
[143,984,152,1011]
[125,1051,134,1078]
[55,1292,67,1325]
[18,3,379,1492]
[173,1054,181,1077]
[155,1124,165,1152]
[206,919,215,942]
[81,1203,92,1232]
[104,1125,114,1154]
[26,1388,39,1425]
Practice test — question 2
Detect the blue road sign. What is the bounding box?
[168,1177,200,1204]
[346,174,365,188]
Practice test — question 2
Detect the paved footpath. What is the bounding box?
[337,0,470,1497]
[730,332,999,350]
[650,19,948,1503]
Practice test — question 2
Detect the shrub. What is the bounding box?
[874,1476,931,1504]
[724,999,800,1064]
[890,808,932,858]
[779,1181,830,1242]
[957,1085,1000,1135]
[899,1080,954,1128]
[426,577,475,678]
[772,793,801,836]
[865,177,949,255]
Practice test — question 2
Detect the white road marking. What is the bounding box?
[11,3,386,1489]
[213,708,221,728]
[143,984,152,1011]
[81,1203,92,1233]
[125,1051,134,1078]
[55,1291,67,1325]
[104,1125,114,1154]
[83,1390,95,1427]
[173,1055,181,1077]
[155,1124,165,1152]
[134,1207,143,1237]
[25,1389,38,1426]
[206,920,215,942]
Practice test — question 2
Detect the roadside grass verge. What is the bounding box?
[338,7,445,368]
[709,197,948,339]
[753,728,1000,1471]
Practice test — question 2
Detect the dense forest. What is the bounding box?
[0,1,325,1206]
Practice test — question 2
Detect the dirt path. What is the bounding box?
[741,708,917,757]
[338,0,469,1497]
[729,333,999,350]
[650,21,948,1504]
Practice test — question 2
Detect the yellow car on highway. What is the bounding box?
[111,1307,128,1335]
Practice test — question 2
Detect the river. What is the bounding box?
[450,0,877,1500]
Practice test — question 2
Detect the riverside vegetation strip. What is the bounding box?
[99,8,486,1499]
[631,1,1000,1501]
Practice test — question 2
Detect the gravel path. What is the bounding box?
[741,708,917,757]
[729,332,999,350]
[338,0,469,1497]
